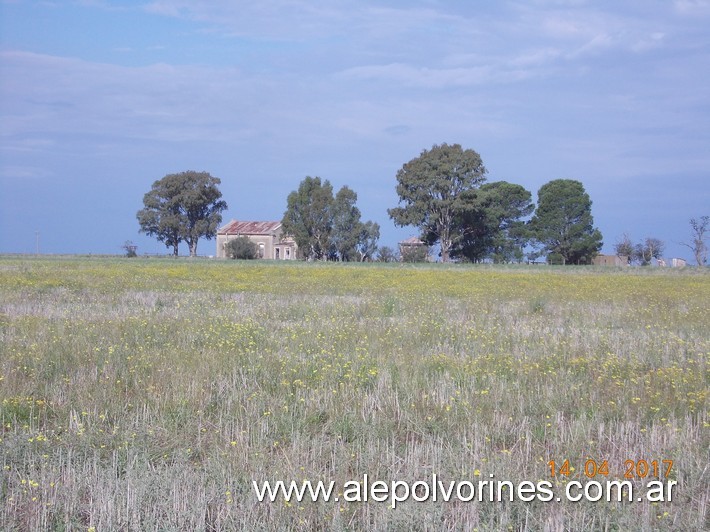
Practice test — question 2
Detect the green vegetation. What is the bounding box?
[225,236,258,260]
[1,257,707,530]
[530,179,603,265]
[281,176,379,261]
[388,143,488,262]
[137,170,227,257]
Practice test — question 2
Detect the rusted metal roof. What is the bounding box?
[218,220,282,235]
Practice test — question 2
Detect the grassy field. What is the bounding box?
[1,256,708,531]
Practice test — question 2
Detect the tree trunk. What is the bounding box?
[173,243,179,257]
[441,243,450,262]
[189,241,198,257]
[439,215,452,262]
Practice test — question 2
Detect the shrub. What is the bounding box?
[225,236,258,260]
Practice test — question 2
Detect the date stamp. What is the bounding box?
[547,459,677,503]
[548,459,674,479]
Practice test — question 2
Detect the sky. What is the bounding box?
[1,0,708,260]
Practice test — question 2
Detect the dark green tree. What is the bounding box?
[449,192,493,263]
[137,171,227,257]
[225,236,258,260]
[452,181,533,263]
[331,186,362,261]
[481,182,534,263]
[282,176,335,260]
[388,143,487,262]
[530,179,602,264]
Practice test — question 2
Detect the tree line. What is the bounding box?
[135,147,707,265]
[388,143,603,264]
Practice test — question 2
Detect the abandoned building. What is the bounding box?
[216,220,298,260]
[592,254,629,266]
[398,236,431,262]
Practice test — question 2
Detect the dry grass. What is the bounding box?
[1,257,708,531]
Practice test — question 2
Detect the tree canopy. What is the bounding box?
[530,179,602,264]
[281,176,335,260]
[388,143,487,262]
[281,176,379,261]
[356,220,381,262]
[137,171,227,257]
[331,186,362,261]
[451,181,534,263]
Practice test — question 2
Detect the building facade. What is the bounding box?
[592,254,629,266]
[216,220,298,259]
[398,236,431,262]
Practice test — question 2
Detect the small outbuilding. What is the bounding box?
[398,237,431,262]
[592,254,628,266]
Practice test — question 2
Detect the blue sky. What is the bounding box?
[1,0,708,259]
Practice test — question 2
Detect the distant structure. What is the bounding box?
[671,258,686,268]
[592,254,628,266]
[216,220,298,259]
[657,258,667,267]
[398,237,431,262]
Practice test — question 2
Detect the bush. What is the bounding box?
[376,246,398,263]
[225,236,258,260]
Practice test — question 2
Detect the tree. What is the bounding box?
[331,186,362,261]
[482,182,534,263]
[282,177,378,262]
[452,181,533,263]
[388,143,487,262]
[530,179,602,264]
[633,237,665,266]
[137,171,227,257]
[281,176,335,260]
[376,246,398,263]
[356,221,380,262]
[680,215,709,266]
[614,233,634,265]
[225,236,258,260]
